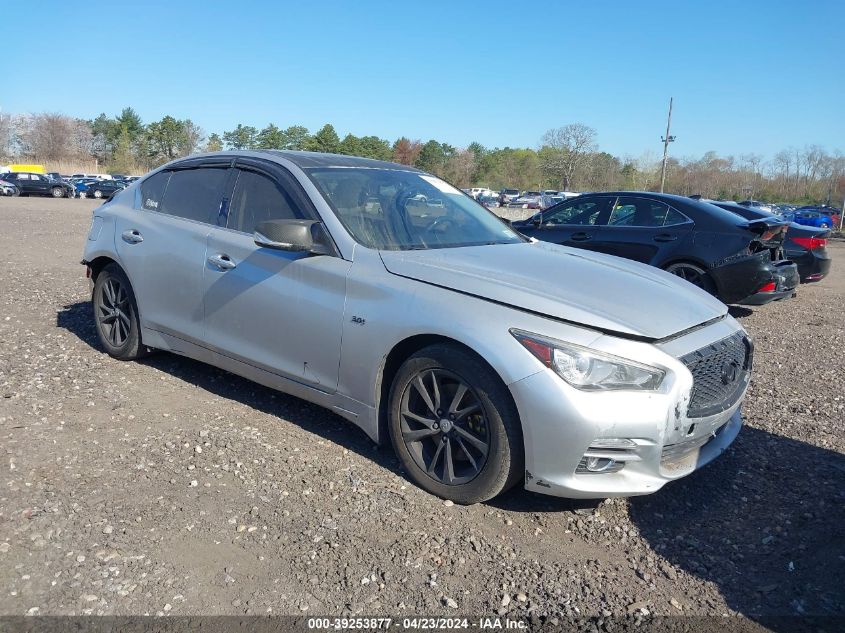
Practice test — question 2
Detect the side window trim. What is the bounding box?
[662,204,693,227]
[222,165,303,235]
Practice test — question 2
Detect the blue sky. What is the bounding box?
[2,0,843,159]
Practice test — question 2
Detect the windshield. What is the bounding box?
[307,168,525,251]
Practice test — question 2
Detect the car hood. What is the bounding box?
[379,241,728,340]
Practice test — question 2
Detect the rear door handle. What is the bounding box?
[121,229,143,244]
[570,232,592,241]
[653,234,678,242]
[207,253,236,271]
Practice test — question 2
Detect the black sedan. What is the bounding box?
[81,180,126,200]
[711,201,831,283]
[0,172,73,198]
[512,192,799,306]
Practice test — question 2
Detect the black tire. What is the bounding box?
[51,186,64,198]
[93,189,103,199]
[664,261,716,295]
[92,263,149,360]
[387,344,523,504]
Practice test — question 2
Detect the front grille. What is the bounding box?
[680,332,752,418]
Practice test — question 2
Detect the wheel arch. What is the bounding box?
[87,255,121,283]
[659,257,723,295]
[374,334,522,447]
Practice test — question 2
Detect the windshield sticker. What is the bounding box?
[419,175,462,195]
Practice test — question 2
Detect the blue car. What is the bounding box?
[782,209,836,229]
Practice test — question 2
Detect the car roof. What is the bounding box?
[249,150,422,171]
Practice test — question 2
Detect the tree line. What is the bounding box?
[0,108,842,205]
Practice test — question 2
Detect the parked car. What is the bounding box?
[82,179,127,200]
[711,201,831,283]
[508,191,543,209]
[71,178,101,198]
[0,179,19,196]
[0,172,73,197]
[785,209,835,229]
[513,192,798,306]
[794,206,841,228]
[738,200,775,213]
[82,151,750,503]
[478,194,500,209]
[498,188,520,206]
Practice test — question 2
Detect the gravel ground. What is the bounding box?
[0,197,842,624]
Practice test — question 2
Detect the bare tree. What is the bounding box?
[539,123,597,190]
[0,112,13,161]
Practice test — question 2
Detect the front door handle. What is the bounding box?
[570,232,592,241]
[654,234,678,242]
[207,253,236,271]
[121,229,143,244]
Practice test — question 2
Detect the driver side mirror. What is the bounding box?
[254,219,333,256]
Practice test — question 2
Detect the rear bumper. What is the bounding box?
[734,259,799,306]
[788,249,832,282]
[738,288,796,305]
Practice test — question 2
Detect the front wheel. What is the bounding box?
[51,187,64,198]
[93,189,103,199]
[79,191,87,199]
[388,344,523,504]
[92,264,149,360]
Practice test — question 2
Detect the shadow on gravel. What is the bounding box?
[56,301,403,475]
[629,425,845,625]
[728,306,754,319]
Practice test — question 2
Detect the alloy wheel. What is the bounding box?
[400,369,490,485]
[668,264,706,288]
[97,277,131,347]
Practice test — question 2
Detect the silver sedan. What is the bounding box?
[81,151,750,504]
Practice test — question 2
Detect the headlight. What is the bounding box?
[511,329,665,391]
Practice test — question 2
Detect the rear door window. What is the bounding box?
[609,198,672,227]
[159,167,228,224]
[543,197,613,226]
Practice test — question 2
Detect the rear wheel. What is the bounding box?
[665,262,716,294]
[92,264,149,360]
[93,189,103,199]
[388,344,523,504]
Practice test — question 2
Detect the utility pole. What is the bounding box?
[659,97,676,193]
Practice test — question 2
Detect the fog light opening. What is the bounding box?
[586,457,617,472]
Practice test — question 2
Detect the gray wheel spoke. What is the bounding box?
[401,408,436,429]
[402,428,438,443]
[444,438,456,484]
[454,402,481,421]
[455,436,479,472]
[453,425,488,455]
[116,309,130,327]
[429,371,442,411]
[427,440,445,476]
[412,375,436,415]
[448,383,468,415]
